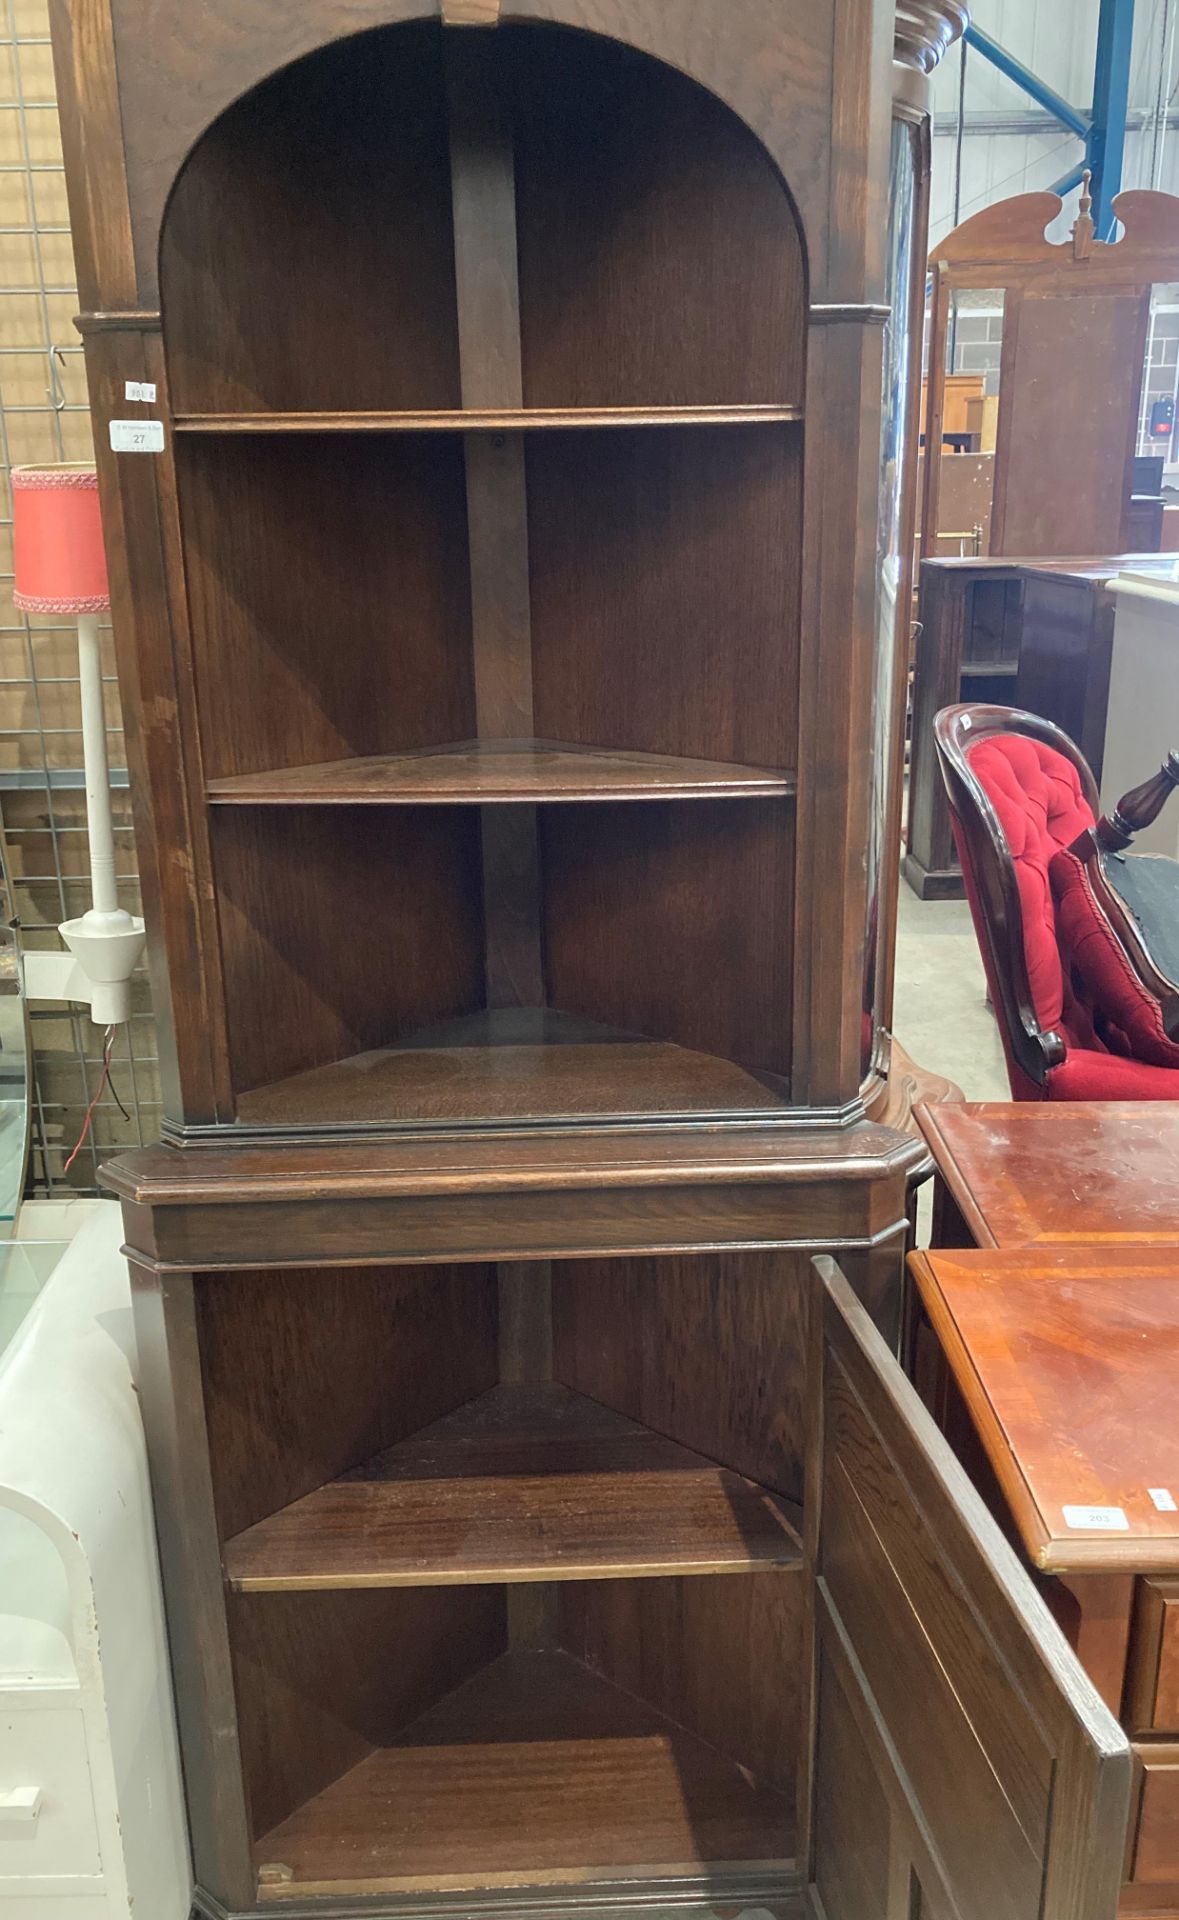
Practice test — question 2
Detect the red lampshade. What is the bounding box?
[12,464,110,614]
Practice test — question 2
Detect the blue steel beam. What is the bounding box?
[1050,160,1089,198]
[1089,0,1135,236]
[964,23,1091,139]
[966,5,1135,241]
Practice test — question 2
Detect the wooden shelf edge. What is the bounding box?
[205,741,798,808]
[173,403,804,433]
[222,1383,805,1593]
[101,1120,927,1209]
[228,1547,805,1594]
[260,1859,801,1902]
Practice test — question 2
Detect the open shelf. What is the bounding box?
[253,1647,794,1900]
[168,13,803,1138]
[224,1382,803,1592]
[202,1259,806,1900]
[174,404,802,433]
[232,1009,788,1129]
[206,739,797,807]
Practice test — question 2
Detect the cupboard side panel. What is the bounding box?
[210,806,485,1099]
[195,1262,499,1539]
[511,25,806,409]
[127,1261,255,1909]
[541,799,793,1081]
[559,1571,802,1806]
[176,435,476,782]
[528,425,801,770]
[233,1586,507,1847]
[552,1250,807,1499]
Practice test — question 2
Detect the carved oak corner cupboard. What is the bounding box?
[49,5,1130,1920]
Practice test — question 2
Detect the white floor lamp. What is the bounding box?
[11,464,145,1026]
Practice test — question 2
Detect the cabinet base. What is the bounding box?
[192,1868,809,1920]
[902,852,966,901]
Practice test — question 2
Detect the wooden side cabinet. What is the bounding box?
[906,553,1179,899]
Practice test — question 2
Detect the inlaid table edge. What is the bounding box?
[908,1247,1179,1578]
[907,1248,1050,1560]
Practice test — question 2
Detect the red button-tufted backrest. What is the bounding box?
[965,733,1096,1041]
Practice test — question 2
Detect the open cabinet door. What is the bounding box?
[807,1258,1130,1920]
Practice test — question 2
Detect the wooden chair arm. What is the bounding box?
[1070,750,1179,857]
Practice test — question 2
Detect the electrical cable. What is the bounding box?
[952,32,968,229]
[949,33,968,371]
[1159,0,1179,187]
[1151,0,1176,189]
[63,1024,126,1175]
[952,134,1080,220]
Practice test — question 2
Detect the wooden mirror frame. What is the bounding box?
[920,184,1179,563]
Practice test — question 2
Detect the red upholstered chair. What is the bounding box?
[933,703,1179,1100]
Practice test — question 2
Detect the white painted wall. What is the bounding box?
[930,0,1179,246]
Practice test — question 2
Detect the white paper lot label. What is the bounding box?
[110,419,164,453]
[123,380,156,402]
[1062,1505,1129,1532]
[1150,1488,1178,1513]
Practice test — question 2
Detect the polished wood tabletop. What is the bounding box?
[908,1244,1179,1573]
[916,1100,1179,1249]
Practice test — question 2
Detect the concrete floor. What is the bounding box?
[892,884,1010,1102]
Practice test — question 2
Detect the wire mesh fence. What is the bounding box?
[0,0,159,1191]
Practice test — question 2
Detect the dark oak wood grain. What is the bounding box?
[195,1261,498,1540]
[232,1584,505,1848]
[553,1251,810,1500]
[126,1260,255,1908]
[205,739,796,806]
[813,1258,1131,1920]
[176,433,476,784]
[232,1008,788,1131]
[47,0,135,312]
[222,1382,803,1591]
[252,1646,794,1899]
[542,801,794,1082]
[528,424,801,769]
[55,6,992,1916]
[211,808,484,1103]
[510,23,806,409]
[172,404,803,430]
[561,1570,802,1798]
[91,3,838,309]
[161,22,461,414]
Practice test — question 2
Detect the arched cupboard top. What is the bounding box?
[158,22,810,417]
[53,0,891,313]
